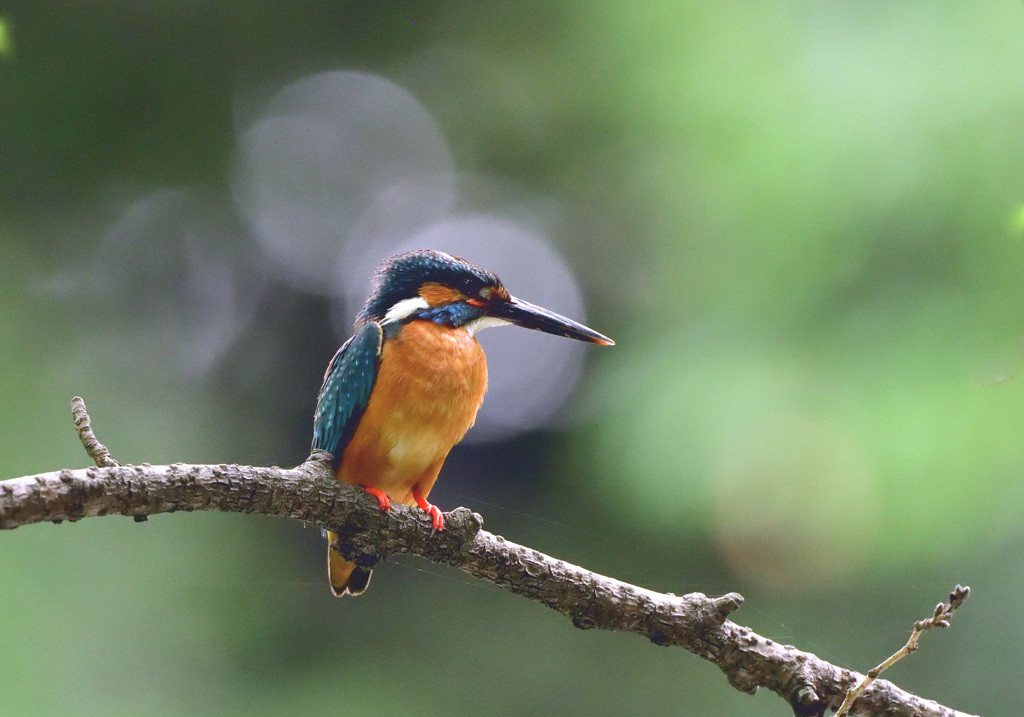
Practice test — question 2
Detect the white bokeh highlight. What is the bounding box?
[51,187,257,377]
[232,71,456,294]
[232,69,599,441]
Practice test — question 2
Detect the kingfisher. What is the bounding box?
[312,249,613,596]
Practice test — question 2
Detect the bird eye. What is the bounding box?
[463,286,490,308]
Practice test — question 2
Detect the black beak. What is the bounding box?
[488,295,614,345]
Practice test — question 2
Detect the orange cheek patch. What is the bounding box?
[419,282,466,307]
[486,285,509,301]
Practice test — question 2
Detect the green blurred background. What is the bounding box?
[2,2,1023,714]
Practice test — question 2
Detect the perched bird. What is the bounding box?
[312,249,613,596]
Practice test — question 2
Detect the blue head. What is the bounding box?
[357,249,613,345]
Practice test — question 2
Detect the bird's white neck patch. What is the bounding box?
[382,296,429,324]
[463,316,512,337]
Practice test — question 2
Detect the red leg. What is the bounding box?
[412,488,444,531]
[362,486,392,512]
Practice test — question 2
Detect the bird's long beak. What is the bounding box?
[488,295,614,345]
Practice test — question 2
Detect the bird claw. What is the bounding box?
[412,489,444,531]
[425,504,444,531]
[362,486,392,512]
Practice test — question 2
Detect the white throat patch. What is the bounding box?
[463,315,512,337]
[382,296,430,325]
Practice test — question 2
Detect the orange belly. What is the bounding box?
[336,320,488,506]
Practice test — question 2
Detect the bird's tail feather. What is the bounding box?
[327,530,372,597]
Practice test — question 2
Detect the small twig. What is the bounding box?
[71,396,119,468]
[71,396,140,519]
[834,585,971,717]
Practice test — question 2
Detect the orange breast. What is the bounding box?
[337,321,488,506]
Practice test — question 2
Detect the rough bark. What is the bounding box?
[0,453,975,717]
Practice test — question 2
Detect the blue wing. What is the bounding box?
[312,322,383,466]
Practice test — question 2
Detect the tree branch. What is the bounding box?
[0,401,976,716]
[0,458,975,716]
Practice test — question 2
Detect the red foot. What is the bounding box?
[412,488,444,531]
[362,486,392,512]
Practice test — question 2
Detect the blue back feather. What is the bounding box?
[311,322,383,465]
